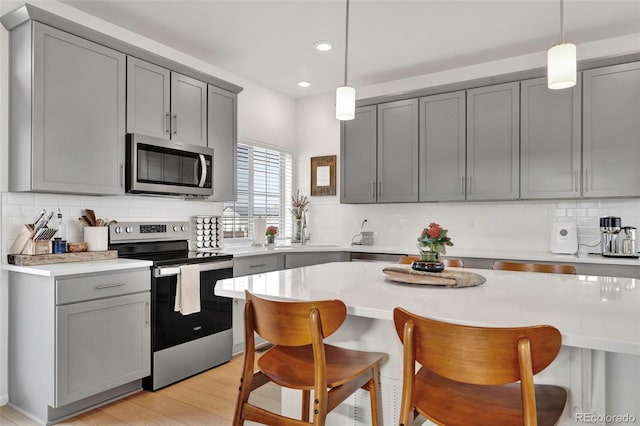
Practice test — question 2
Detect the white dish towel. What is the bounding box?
[174,264,201,315]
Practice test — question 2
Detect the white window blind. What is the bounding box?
[223,142,293,239]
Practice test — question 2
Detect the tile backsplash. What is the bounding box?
[1,192,223,255]
[305,198,640,254]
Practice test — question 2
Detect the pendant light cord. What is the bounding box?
[560,0,565,43]
[344,0,350,86]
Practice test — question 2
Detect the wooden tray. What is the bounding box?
[382,265,486,288]
[7,250,117,266]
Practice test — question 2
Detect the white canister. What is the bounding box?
[253,218,267,246]
[84,226,108,251]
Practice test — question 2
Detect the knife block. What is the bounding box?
[8,224,34,255]
[23,240,52,255]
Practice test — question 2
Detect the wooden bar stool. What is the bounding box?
[233,291,385,426]
[398,256,464,267]
[393,307,567,426]
[492,261,576,274]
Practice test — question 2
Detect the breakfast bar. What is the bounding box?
[216,261,640,425]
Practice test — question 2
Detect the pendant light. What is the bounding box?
[336,0,355,120]
[547,0,576,89]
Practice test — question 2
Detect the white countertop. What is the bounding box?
[3,258,153,277]
[216,261,640,356]
[223,242,640,266]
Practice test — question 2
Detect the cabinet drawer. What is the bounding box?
[56,269,150,305]
[233,255,282,276]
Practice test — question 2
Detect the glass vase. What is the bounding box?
[412,248,445,272]
[267,235,275,245]
[293,219,302,242]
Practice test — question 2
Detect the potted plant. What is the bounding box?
[265,226,278,245]
[289,190,309,242]
[414,222,454,272]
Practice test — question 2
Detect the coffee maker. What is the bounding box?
[600,216,638,258]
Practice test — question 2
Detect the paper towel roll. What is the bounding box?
[253,218,267,246]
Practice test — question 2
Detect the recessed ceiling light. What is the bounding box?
[314,41,332,51]
[298,81,311,88]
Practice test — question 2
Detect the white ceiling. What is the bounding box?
[61,0,640,99]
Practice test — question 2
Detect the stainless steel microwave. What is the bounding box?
[126,134,213,197]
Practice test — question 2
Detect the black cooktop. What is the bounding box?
[110,240,232,267]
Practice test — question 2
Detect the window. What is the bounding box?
[223,141,293,240]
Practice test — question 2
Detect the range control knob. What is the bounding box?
[181,225,188,232]
[114,227,122,234]
[125,226,133,233]
[173,226,179,232]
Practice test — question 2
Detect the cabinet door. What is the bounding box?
[33,23,125,194]
[171,72,207,146]
[55,292,150,407]
[377,99,419,202]
[419,92,466,201]
[284,252,345,269]
[208,85,237,201]
[466,82,520,200]
[520,76,581,199]
[233,254,283,276]
[126,57,171,139]
[583,62,640,198]
[341,106,378,203]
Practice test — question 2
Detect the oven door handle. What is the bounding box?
[153,260,234,278]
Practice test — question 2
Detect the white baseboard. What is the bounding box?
[0,393,8,405]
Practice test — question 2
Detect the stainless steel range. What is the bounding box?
[109,221,233,390]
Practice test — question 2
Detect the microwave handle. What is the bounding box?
[198,154,207,188]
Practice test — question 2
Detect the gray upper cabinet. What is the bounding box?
[341,106,378,203]
[466,82,520,200]
[520,76,581,199]
[377,99,419,202]
[207,85,238,201]
[171,72,208,146]
[9,22,126,194]
[419,92,466,202]
[127,57,207,146]
[126,57,171,139]
[583,61,640,198]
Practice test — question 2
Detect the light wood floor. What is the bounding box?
[0,353,280,425]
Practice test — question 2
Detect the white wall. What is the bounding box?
[0,0,296,405]
[296,34,640,252]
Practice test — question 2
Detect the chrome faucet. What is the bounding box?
[300,212,307,245]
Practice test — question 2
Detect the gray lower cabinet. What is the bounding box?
[127,56,208,147]
[284,252,346,269]
[171,72,208,146]
[9,268,150,425]
[126,56,171,139]
[208,85,238,201]
[341,106,378,203]
[520,76,582,199]
[377,99,419,202]
[583,61,640,198]
[419,91,466,201]
[466,82,520,200]
[9,21,125,194]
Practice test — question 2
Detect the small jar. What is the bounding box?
[52,238,67,254]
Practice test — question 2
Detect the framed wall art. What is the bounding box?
[310,155,336,196]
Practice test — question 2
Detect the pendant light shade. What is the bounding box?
[336,86,356,120]
[336,0,355,120]
[548,43,576,89]
[547,0,576,90]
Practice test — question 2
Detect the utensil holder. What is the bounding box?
[84,226,108,251]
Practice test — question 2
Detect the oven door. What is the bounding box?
[126,133,213,196]
[152,260,232,351]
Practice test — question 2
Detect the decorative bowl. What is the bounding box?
[411,260,445,273]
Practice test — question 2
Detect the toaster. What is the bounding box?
[550,223,578,254]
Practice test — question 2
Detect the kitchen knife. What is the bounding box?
[33,211,49,233]
[32,209,46,226]
[35,211,55,234]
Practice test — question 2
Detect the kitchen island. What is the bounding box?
[217,261,640,425]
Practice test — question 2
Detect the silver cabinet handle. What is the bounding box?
[153,260,234,277]
[468,176,473,196]
[574,169,579,193]
[371,181,375,198]
[249,263,266,268]
[95,283,125,290]
[172,113,178,136]
[378,181,382,198]
[461,175,465,195]
[145,302,150,326]
[120,163,124,188]
[165,112,171,134]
